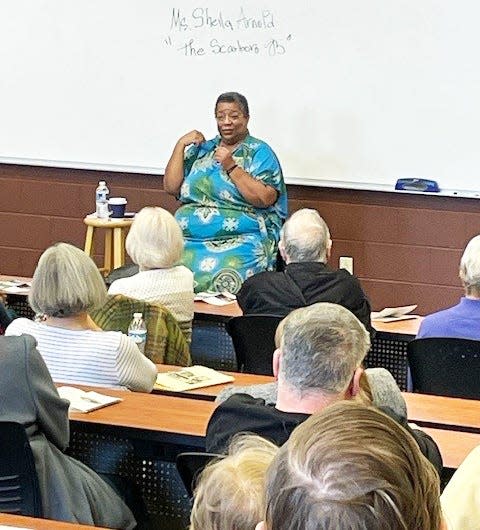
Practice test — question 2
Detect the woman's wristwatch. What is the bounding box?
[226,164,238,176]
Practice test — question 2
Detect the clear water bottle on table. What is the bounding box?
[128,312,147,354]
[95,180,110,219]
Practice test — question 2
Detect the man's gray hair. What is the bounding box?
[279,303,370,395]
[280,209,331,263]
[460,234,480,296]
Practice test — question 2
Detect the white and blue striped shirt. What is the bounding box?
[6,318,156,392]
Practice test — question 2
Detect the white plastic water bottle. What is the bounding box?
[95,180,110,219]
[128,312,147,354]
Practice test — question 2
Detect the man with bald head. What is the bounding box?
[237,208,374,337]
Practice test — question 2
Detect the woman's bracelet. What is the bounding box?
[226,164,238,176]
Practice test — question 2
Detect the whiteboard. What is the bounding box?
[1,0,479,196]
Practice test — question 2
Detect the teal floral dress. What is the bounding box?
[175,134,287,293]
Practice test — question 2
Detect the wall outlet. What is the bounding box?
[339,256,354,274]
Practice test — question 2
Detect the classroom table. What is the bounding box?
[66,384,479,472]
[51,383,480,528]
[0,513,107,529]
[405,393,480,434]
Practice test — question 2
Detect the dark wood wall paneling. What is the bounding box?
[2,163,479,314]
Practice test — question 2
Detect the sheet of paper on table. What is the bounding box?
[57,386,122,413]
[194,291,237,306]
[0,280,31,294]
[371,304,418,323]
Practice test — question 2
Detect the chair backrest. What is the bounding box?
[0,302,14,335]
[407,337,480,399]
[176,452,223,498]
[90,294,191,365]
[226,315,283,375]
[0,422,42,517]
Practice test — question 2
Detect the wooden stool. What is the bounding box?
[83,217,133,275]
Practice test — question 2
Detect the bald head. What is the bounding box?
[280,209,332,263]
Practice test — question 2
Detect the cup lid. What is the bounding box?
[108,197,127,204]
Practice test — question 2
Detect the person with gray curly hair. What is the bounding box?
[417,234,480,338]
[237,208,374,338]
[206,302,442,474]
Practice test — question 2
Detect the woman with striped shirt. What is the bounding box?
[6,243,156,392]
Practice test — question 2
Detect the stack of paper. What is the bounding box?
[57,386,122,413]
[155,366,234,391]
[194,291,237,306]
[371,304,418,323]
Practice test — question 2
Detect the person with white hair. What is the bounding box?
[417,234,480,338]
[236,208,374,337]
[206,303,442,474]
[108,207,194,341]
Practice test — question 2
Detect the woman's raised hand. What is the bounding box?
[179,130,205,147]
[214,146,234,168]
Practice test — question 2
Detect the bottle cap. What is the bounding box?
[99,180,106,186]
[133,312,143,318]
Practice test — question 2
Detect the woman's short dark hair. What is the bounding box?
[215,92,249,117]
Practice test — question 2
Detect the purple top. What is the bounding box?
[416,297,480,339]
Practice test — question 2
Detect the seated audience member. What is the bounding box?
[441,444,480,530]
[206,303,442,473]
[190,435,277,530]
[256,401,445,530]
[417,234,480,338]
[108,207,194,341]
[0,334,136,528]
[216,316,407,420]
[6,243,156,391]
[236,208,374,338]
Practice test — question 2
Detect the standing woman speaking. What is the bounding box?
[164,92,287,294]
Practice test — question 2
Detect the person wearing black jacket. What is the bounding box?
[237,208,375,339]
[206,303,442,474]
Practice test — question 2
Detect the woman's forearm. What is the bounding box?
[229,166,278,208]
[163,141,186,196]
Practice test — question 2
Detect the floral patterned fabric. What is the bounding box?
[176,134,287,293]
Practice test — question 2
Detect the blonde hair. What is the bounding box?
[29,243,107,317]
[126,207,183,270]
[264,401,442,530]
[459,234,480,297]
[190,435,278,530]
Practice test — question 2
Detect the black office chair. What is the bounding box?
[226,315,283,375]
[0,422,42,516]
[407,337,480,399]
[176,452,223,497]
